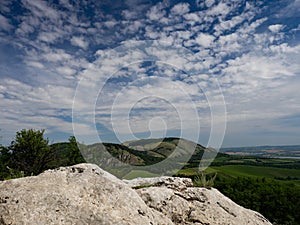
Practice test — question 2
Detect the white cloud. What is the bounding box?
[215,34,300,140]
[59,0,73,10]
[122,10,141,20]
[205,0,215,7]
[16,21,35,35]
[224,54,294,81]
[217,33,241,54]
[26,61,45,69]
[0,77,77,144]
[98,77,205,136]
[207,2,231,17]
[268,24,284,33]
[0,14,12,31]
[70,36,89,49]
[195,33,215,48]
[213,13,252,35]
[56,66,76,77]
[184,12,201,26]
[247,18,268,32]
[170,30,192,40]
[171,3,190,15]
[1,0,299,146]
[103,20,118,28]
[147,4,167,20]
[121,21,143,34]
[43,49,72,62]
[37,31,61,43]
[22,0,61,21]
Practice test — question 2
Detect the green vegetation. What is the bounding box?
[176,156,300,225]
[193,171,217,189]
[10,129,54,176]
[0,129,55,179]
[215,177,300,225]
[0,132,299,224]
[0,129,85,180]
[210,165,300,179]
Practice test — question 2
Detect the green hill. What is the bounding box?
[70,137,227,178]
[3,135,299,225]
[76,137,222,177]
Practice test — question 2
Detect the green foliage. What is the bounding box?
[67,136,85,166]
[215,177,300,225]
[176,155,300,225]
[0,131,87,180]
[0,145,11,180]
[47,137,86,168]
[8,129,55,176]
[193,171,217,189]
[5,166,25,180]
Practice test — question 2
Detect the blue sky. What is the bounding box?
[0,0,299,147]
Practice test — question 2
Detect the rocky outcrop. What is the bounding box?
[0,164,272,225]
[126,177,271,225]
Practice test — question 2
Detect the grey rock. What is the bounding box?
[124,176,193,191]
[0,164,272,225]
[135,186,271,225]
[0,164,172,225]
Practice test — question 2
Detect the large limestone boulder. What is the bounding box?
[0,164,172,225]
[127,177,271,225]
[0,164,272,225]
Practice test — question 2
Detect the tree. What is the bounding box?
[0,145,11,180]
[8,129,54,176]
[68,136,85,165]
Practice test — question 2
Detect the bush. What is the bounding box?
[8,129,55,176]
[193,171,217,189]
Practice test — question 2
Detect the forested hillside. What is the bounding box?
[0,129,299,224]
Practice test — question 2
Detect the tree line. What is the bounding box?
[214,176,300,225]
[0,129,85,180]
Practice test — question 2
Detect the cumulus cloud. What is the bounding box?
[207,2,231,17]
[38,31,61,43]
[195,33,215,48]
[268,24,284,33]
[171,3,190,15]
[70,36,89,49]
[147,3,167,20]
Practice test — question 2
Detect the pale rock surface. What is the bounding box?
[0,164,172,225]
[0,164,272,225]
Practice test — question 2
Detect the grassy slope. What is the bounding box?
[210,165,300,178]
[51,139,300,225]
[50,138,300,184]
